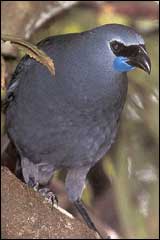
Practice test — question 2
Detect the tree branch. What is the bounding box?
[1,166,97,239]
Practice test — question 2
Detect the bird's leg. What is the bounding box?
[65,167,110,239]
[74,199,106,239]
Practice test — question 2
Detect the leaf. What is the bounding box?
[1,34,55,76]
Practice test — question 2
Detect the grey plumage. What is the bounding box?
[6,24,151,237]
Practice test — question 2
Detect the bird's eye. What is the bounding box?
[110,41,124,54]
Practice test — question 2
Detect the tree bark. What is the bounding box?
[1,166,97,239]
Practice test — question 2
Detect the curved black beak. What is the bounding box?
[127,45,151,74]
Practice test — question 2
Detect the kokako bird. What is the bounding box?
[6,24,151,238]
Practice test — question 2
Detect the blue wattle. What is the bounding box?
[113,56,135,72]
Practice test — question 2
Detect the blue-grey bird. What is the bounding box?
[6,24,151,238]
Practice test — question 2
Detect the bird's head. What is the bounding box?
[110,39,151,74]
[94,24,151,74]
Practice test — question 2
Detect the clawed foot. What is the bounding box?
[31,182,58,209]
[38,187,58,209]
